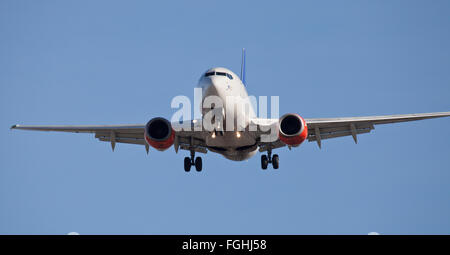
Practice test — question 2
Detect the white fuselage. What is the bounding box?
[197,67,258,161]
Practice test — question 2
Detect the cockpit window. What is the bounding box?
[204,71,233,80]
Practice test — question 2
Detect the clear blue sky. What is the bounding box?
[1,0,450,234]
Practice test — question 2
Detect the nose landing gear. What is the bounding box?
[261,149,279,170]
[184,150,202,172]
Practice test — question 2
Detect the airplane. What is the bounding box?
[11,49,450,172]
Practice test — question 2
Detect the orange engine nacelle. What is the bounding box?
[278,113,308,146]
[144,117,175,151]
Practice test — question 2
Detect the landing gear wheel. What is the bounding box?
[272,154,279,169]
[184,157,191,172]
[195,157,202,172]
[261,155,268,170]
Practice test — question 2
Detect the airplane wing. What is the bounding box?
[11,124,148,150]
[11,112,450,153]
[256,111,450,151]
[10,121,209,154]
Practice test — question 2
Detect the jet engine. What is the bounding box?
[145,117,175,151]
[278,113,308,146]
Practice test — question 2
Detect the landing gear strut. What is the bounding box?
[261,149,279,170]
[184,150,202,172]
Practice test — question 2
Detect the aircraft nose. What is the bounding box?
[204,77,225,97]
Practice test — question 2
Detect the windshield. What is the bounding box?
[204,71,233,80]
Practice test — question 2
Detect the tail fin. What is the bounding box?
[240,48,246,85]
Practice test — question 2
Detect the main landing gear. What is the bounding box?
[261,149,279,170]
[184,150,202,172]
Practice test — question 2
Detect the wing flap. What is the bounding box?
[309,123,374,135]
[308,127,372,142]
[95,132,144,139]
[98,137,146,145]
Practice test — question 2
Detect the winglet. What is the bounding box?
[240,48,246,85]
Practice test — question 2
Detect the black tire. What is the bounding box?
[195,157,202,172]
[272,154,279,169]
[261,155,268,170]
[184,157,191,172]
